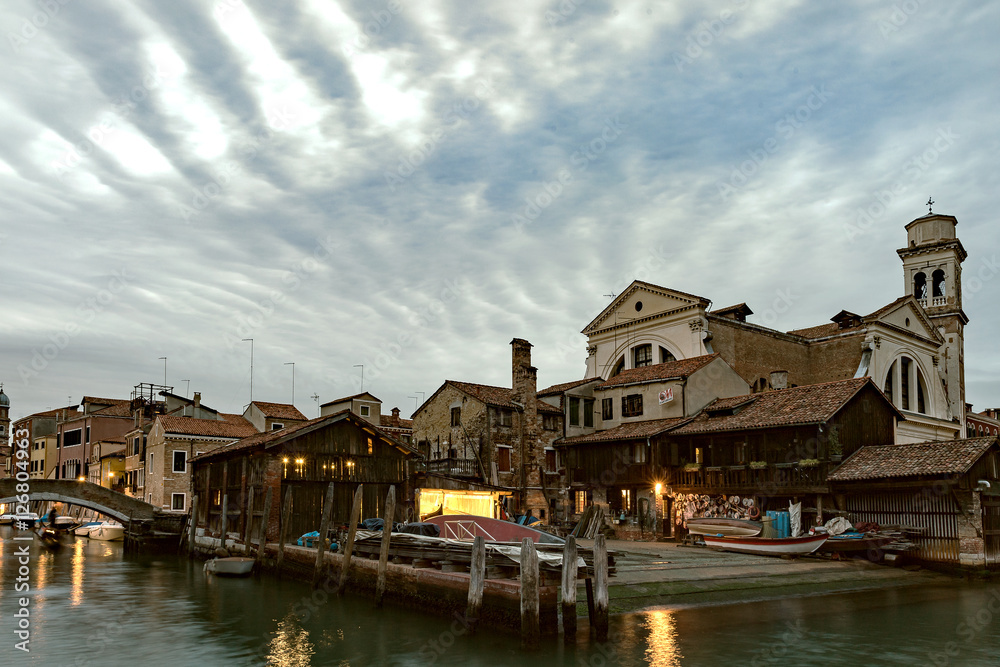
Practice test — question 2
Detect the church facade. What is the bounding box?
[580,213,968,444]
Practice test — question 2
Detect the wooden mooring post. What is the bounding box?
[374,486,396,607]
[313,482,336,588]
[336,484,364,596]
[187,495,199,558]
[466,535,486,633]
[255,486,273,568]
[592,534,609,642]
[276,487,293,573]
[219,495,229,552]
[561,535,578,641]
[520,537,540,649]
[242,487,256,553]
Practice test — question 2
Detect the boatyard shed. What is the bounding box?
[190,410,419,545]
[828,436,1000,568]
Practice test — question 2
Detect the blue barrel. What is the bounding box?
[777,511,790,537]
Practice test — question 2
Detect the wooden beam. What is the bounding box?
[242,486,255,553]
[187,494,199,558]
[466,535,486,632]
[520,537,540,650]
[561,535,578,641]
[313,482,336,588]
[276,486,293,573]
[336,484,364,595]
[256,485,273,567]
[374,485,396,607]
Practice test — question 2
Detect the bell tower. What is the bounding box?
[897,208,968,427]
[0,384,10,445]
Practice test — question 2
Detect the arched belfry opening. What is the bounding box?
[913,272,927,300]
[932,269,946,298]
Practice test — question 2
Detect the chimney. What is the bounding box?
[769,370,788,391]
[193,392,201,418]
[511,338,536,404]
[391,407,400,427]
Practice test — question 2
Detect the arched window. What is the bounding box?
[932,269,946,298]
[900,357,911,410]
[883,362,894,404]
[884,357,929,414]
[610,356,625,378]
[913,272,927,300]
[659,346,676,364]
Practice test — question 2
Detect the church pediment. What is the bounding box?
[864,296,942,344]
[582,281,710,335]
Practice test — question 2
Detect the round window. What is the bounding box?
[635,301,643,312]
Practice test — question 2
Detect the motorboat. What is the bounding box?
[204,557,255,577]
[74,521,105,537]
[3,512,40,527]
[686,517,763,537]
[702,533,828,556]
[816,532,898,554]
[88,522,125,541]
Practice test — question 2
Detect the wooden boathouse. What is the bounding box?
[189,410,419,545]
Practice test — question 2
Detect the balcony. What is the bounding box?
[425,457,480,478]
[668,462,832,493]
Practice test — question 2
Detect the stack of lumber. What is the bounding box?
[570,506,606,540]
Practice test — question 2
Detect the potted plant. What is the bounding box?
[682,462,702,472]
[798,458,820,468]
[749,460,767,469]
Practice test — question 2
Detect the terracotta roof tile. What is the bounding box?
[671,377,879,435]
[158,415,257,439]
[91,403,133,417]
[786,322,858,339]
[250,401,308,421]
[827,437,998,481]
[379,415,414,429]
[447,381,563,415]
[557,417,690,446]
[596,354,719,390]
[537,378,602,397]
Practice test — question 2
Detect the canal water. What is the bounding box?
[2,527,999,666]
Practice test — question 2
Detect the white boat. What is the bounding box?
[204,557,255,577]
[0,514,13,525]
[702,533,828,556]
[88,522,125,541]
[687,518,763,537]
[75,521,104,537]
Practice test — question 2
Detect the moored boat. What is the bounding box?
[88,522,125,541]
[425,514,565,544]
[204,557,255,577]
[702,533,828,556]
[687,517,763,537]
[74,521,104,537]
[816,533,897,554]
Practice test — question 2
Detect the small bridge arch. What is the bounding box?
[0,479,158,524]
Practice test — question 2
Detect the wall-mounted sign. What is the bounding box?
[658,388,674,405]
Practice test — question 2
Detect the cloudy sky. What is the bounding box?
[2,0,998,424]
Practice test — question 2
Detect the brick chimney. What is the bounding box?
[511,338,546,520]
[390,407,401,427]
[193,392,201,418]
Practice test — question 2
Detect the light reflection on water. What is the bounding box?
[2,527,999,666]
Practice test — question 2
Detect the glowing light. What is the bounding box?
[655,482,663,494]
[295,458,304,465]
[77,476,86,482]
[282,458,289,464]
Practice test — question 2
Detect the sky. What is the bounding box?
[2,0,999,426]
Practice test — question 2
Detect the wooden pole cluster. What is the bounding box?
[313,482,336,588]
[276,486,293,572]
[374,486,396,607]
[466,536,486,632]
[561,535,578,641]
[520,537,540,649]
[336,484,364,595]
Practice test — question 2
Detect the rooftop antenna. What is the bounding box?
[927,196,934,214]
[242,339,254,404]
[181,379,190,398]
[311,392,320,417]
[408,396,418,412]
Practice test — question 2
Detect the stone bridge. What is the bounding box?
[0,479,158,523]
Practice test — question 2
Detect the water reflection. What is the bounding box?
[71,538,85,606]
[264,613,316,666]
[643,609,682,666]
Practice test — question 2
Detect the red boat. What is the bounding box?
[425,515,564,544]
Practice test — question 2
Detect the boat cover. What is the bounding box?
[397,522,440,537]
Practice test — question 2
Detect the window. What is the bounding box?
[85,426,90,444]
[271,422,284,430]
[574,490,591,514]
[367,437,373,455]
[545,449,557,472]
[622,394,643,418]
[883,364,894,404]
[583,398,595,428]
[611,356,625,377]
[360,405,370,417]
[660,347,676,364]
[633,344,653,368]
[497,446,511,473]
[543,414,560,431]
[450,406,461,427]
[172,450,187,473]
[695,447,704,464]
[602,398,613,420]
[633,442,648,464]
[499,409,513,427]
[569,397,580,426]
[148,453,153,474]
[64,429,82,447]
[171,493,185,511]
